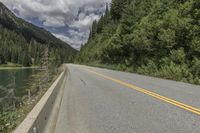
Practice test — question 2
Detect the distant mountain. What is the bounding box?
[0,2,76,50]
[0,2,77,66]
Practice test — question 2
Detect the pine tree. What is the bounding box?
[104,3,110,24]
[96,16,104,33]
[0,54,5,64]
[90,20,97,39]
[110,0,129,20]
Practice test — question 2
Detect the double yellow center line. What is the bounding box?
[85,68,200,116]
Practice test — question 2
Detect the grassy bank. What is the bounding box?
[0,63,38,70]
[0,63,22,67]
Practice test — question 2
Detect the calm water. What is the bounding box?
[0,68,38,99]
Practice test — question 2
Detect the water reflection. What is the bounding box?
[0,69,38,108]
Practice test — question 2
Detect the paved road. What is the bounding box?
[54,64,200,133]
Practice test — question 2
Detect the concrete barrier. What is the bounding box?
[13,66,68,133]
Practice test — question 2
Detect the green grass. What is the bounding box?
[0,63,22,67]
[0,63,38,70]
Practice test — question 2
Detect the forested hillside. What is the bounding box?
[0,2,77,67]
[76,0,200,84]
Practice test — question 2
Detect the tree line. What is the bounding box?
[76,0,200,84]
[0,25,74,67]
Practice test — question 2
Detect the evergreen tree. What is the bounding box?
[90,20,97,39]
[104,3,110,24]
[96,16,104,33]
[110,0,129,20]
[0,54,5,64]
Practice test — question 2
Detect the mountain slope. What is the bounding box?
[0,2,75,50]
[0,2,77,66]
[76,0,200,85]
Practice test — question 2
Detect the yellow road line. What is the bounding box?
[85,68,200,116]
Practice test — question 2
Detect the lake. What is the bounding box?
[0,68,38,100]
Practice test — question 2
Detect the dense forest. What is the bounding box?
[0,25,75,67]
[76,0,200,84]
[0,2,76,67]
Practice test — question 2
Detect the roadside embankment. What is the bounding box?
[13,65,68,133]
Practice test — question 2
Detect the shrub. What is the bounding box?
[170,48,186,64]
[157,62,193,82]
[190,57,200,77]
[137,60,158,76]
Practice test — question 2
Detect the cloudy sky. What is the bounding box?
[0,0,111,50]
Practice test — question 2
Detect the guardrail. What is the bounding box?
[13,66,67,133]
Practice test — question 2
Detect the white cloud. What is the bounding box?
[53,33,85,50]
[43,16,66,27]
[0,0,111,49]
[71,14,100,30]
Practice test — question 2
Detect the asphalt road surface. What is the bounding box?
[54,64,200,133]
